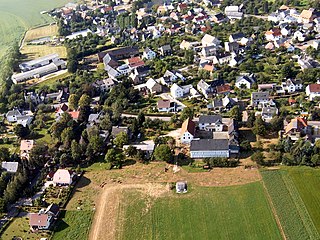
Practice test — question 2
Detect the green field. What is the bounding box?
[116,182,282,240]
[0,0,69,60]
[286,168,320,234]
[52,210,94,240]
[261,170,320,240]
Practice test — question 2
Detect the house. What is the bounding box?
[98,46,139,62]
[180,118,196,144]
[176,181,187,193]
[123,142,155,158]
[93,78,115,92]
[130,66,150,84]
[20,140,34,160]
[299,9,315,23]
[284,117,308,141]
[281,79,303,93]
[68,111,80,121]
[157,99,176,112]
[265,28,282,41]
[171,83,184,99]
[251,92,270,107]
[1,162,19,173]
[111,126,129,138]
[201,34,221,47]
[190,139,230,158]
[212,96,237,111]
[225,5,243,20]
[225,42,239,53]
[216,84,231,95]
[235,74,256,89]
[229,33,245,43]
[260,105,278,122]
[212,13,226,23]
[127,57,145,68]
[29,204,60,231]
[158,45,172,56]
[6,109,23,123]
[306,84,320,100]
[88,113,101,126]
[145,78,163,94]
[198,115,224,131]
[143,47,156,60]
[197,80,211,98]
[53,169,74,185]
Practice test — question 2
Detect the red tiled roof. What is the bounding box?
[308,84,320,93]
[68,111,80,120]
[128,57,145,68]
[216,84,231,94]
[29,213,49,227]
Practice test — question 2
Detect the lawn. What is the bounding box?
[52,210,94,240]
[0,0,69,60]
[261,170,320,240]
[2,216,50,240]
[24,24,59,42]
[21,44,67,60]
[286,167,320,234]
[116,182,282,240]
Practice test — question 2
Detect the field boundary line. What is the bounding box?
[260,178,287,240]
[282,173,320,239]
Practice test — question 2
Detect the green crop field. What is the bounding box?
[0,0,69,60]
[116,182,282,240]
[286,168,320,234]
[261,170,320,240]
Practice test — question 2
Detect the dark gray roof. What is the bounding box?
[251,92,269,100]
[199,115,222,124]
[190,139,229,151]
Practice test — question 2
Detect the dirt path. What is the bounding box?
[89,183,169,240]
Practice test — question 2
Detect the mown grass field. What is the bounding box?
[0,0,69,59]
[286,168,320,234]
[116,182,282,240]
[2,216,50,240]
[24,24,58,42]
[52,210,94,240]
[21,44,67,60]
[261,170,320,240]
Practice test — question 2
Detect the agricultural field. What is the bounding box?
[21,44,67,60]
[0,0,69,60]
[261,169,320,240]
[115,182,282,240]
[24,24,59,42]
[286,168,320,233]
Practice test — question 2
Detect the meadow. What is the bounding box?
[116,182,282,240]
[0,0,69,60]
[261,170,320,240]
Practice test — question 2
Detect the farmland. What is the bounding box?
[286,168,320,233]
[0,0,69,60]
[261,170,320,240]
[115,182,282,240]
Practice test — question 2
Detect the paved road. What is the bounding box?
[122,113,172,122]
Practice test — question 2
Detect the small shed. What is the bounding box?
[176,181,187,193]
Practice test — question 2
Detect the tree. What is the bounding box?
[180,107,194,121]
[0,148,10,162]
[269,116,283,132]
[240,140,252,151]
[311,154,320,166]
[29,143,48,168]
[125,145,137,158]
[71,140,82,161]
[100,114,112,131]
[78,94,91,109]
[88,135,103,155]
[105,149,125,168]
[113,132,128,148]
[14,124,29,138]
[252,116,266,136]
[61,127,74,148]
[154,144,173,162]
[229,105,242,122]
[251,151,265,165]
[68,94,79,110]
[184,50,194,64]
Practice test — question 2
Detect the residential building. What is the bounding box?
[20,140,34,160]
[306,84,320,100]
[29,204,60,231]
[158,45,172,56]
[93,78,115,92]
[225,5,243,20]
[1,162,19,173]
[198,115,224,131]
[171,83,184,99]
[143,47,156,60]
[284,117,308,141]
[201,34,221,47]
[197,80,211,98]
[53,169,74,185]
[235,74,256,89]
[251,92,270,107]
[180,118,196,144]
[190,139,230,158]
[157,99,176,112]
